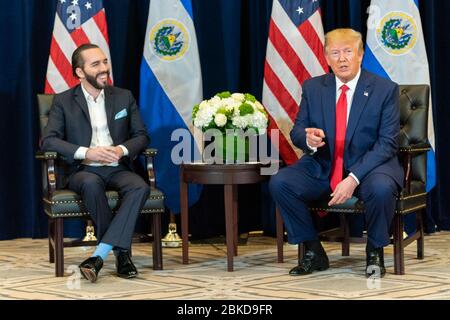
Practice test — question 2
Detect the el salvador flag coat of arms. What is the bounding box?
[363,0,436,193]
[139,0,203,213]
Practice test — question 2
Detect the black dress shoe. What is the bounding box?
[366,247,386,278]
[79,256,103,283]
[115,250,138,279]
[289,250,329,276]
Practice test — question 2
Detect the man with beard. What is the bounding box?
[42,44,150,283]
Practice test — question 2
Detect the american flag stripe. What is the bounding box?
[264,61,298,122]
[45,58,69,93]
[263,0,328,165]
[83,15,114,82]
[45,1,113,94]
[272,0,326,78]
[269,21,311,85]
[45,79,56,94]
[92,9,109,42]
[265,40,302,105]
[298,21,328,71]
[49,37,79,88]
[70,27,91,47]
[53,15,77,62]
[268,116,300,165]
[262,81,299,154]
[307,9,325,44]
[83,14,108,51]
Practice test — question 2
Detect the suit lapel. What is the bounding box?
[322,74,337,157]
[73,85,91,123]
[104,86,116,136]
[345,71,371,149]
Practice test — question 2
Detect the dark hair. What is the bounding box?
[71,43,100,78]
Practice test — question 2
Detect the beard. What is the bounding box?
[84,70,110,90]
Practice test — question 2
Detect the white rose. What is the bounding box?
[199,100,210,110]
[231,93,245,101]
[255,100,265,111]
[210,96,221,104]
[194,108,214,128]
[232,115,248,129]
[210,100,222,111]
[214,113,228,127]
[251,111,268,130]
[233,105,241,117]
[218,97,230,107]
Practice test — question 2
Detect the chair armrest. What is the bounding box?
[398,144,430,194]
[399,144,431,155]
[142,148,158,190]
[142,148,158,157]
[35,151,58,160]
[36,151,58,195]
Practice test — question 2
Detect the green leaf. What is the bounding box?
[239,103,254,116]
[217,107,233,118]
[225,121,236,130]
[192,104,200,119]
[244,93,256,102]
[216,91,232,98]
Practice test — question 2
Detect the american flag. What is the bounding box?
[45,0,113,94]
[263,0,328,165]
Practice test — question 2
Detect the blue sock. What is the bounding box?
[92,242,113,261]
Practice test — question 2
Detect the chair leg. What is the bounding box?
[48,219,55,263]
[340,214,350,256]
[276,207,284,263]
[393,214,405,275]
[54,218,64,277]
[417,209,425,260]
[152,212,163,270]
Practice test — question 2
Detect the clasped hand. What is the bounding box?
[328,176,358,206]
[305,128,358,205]
[85,146,123,164]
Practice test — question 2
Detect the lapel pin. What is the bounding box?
[364,91,369,97]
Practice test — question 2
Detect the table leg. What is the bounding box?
[180,170,189,265]
[276,207,284,263]
[224,184,234,271]
[233,184,238,257]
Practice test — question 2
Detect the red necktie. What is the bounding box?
[330,84,349,191]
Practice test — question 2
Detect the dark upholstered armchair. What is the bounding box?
[276,84,431,275]
[36,94,165,277]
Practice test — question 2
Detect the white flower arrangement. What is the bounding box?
[192,91,268,133]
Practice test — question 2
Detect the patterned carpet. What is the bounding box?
[1,232,450,300]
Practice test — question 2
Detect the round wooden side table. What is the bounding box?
[180,162,271,271]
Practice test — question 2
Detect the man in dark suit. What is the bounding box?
[269,29,403,278]
[42,44,150,282]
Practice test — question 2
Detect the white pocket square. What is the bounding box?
[114,108,128,120]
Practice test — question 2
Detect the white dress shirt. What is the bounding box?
[74,84,128,166]
[306,69,362,184]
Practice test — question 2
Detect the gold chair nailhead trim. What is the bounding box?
[399,148,431,152]
[310,202,426,215]
[398,192,427,200]
[44,195,164,205]
[396,204,427,215]
[309,191,427,213]
[310,208,364,213]
[45,208,164,218]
